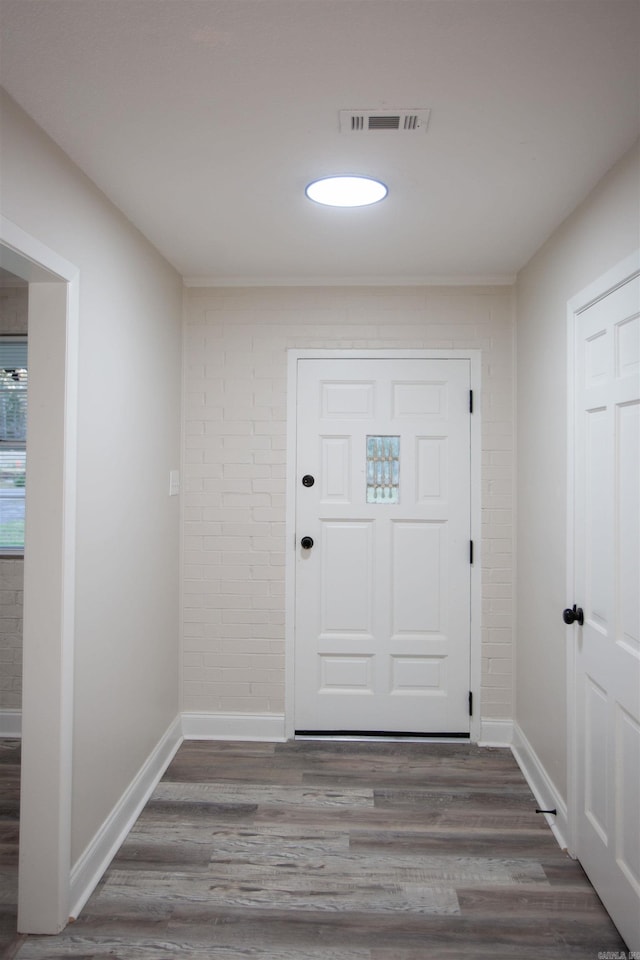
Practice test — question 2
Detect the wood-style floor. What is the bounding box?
[1,738,630,959]
[0,740,21,960]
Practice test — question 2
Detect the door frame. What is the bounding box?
[565,250,640,858]
[285,349,482,741]
[1,216,80,932]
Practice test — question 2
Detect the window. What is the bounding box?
[0,338,27,552]
[366,435,400,503]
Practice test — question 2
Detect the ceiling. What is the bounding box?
[1,0,638,284]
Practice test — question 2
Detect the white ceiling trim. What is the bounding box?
[183,274,516,288]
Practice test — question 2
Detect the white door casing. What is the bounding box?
[568,256,640,951]
[290,354,477,736]
[1,217,79,933]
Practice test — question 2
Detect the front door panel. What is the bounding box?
[294,358,471,734]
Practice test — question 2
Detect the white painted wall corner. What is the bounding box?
[478,718,513,747]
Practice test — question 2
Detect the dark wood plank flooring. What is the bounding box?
[1,739,629,959]
[0,740,22,960]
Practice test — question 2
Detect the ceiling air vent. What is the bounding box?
[339,109,430,134]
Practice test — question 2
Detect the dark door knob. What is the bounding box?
[302,475,315,487]
[300,536,314,550]
[563,605,584,625]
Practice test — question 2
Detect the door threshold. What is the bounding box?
[295,730,471,742]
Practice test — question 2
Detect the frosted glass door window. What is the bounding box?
[366,436,400,503]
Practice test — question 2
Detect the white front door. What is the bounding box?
[572,267,640,950]
[294,357,472,735]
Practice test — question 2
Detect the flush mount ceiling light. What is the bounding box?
[305,175,388,207]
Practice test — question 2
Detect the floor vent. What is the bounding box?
[339,108,430,134]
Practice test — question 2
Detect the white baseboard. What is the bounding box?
[511,721,569,851]
[478,718,513,746]
[0,708,21,737]
[69,714,183,920]
[181,712,286,741]
[180,714,511,746]
[180,714,510,746]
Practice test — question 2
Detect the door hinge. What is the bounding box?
[469,540,474,564]
[468,691,473,717]
[469,389,473,413]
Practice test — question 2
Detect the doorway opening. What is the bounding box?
[566,252,640,950]
[285,350,482,743]
[0,219,79,934]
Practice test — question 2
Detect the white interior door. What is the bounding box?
[572,269,640,950]
[294,358,472,734]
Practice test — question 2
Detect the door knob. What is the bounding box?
[300,536,314,550]
[563,605,584,625]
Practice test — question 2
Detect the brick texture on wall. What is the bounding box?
[0,285,28,334]
[0,558,23,710]
[183,286,515,721]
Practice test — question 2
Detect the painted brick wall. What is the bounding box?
[183,286,515,722]
[0,283,28,713]
[0,558,23,710]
